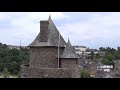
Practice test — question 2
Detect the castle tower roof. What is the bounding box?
[28,16,66,47]
[48,14,51,20]
[60,39,79,58]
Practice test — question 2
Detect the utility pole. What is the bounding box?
[20,39,21,47]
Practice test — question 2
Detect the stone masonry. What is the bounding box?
[20,16,81,78]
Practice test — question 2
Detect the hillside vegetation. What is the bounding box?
[0,42,29,76]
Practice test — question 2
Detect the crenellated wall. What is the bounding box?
[20,65,81,78]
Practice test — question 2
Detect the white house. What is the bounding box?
[97,65,113,72]
[73,46,87,55]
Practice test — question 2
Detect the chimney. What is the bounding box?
[40,21,49,42]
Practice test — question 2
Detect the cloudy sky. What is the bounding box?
[0,12,120,49]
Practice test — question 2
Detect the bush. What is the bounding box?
[80,70,90,78]
[2,67,10,78]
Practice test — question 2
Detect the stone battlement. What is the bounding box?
[20,65,79,78]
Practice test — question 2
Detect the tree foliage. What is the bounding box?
[99,47,120,65]
[0,42,29,75]
[2,67,10,78]
[95,53,100,59]
[80,70,90,78]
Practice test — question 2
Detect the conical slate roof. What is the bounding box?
[28,16,66,47]
[60,39,79,58]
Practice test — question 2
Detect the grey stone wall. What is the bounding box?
[90,63,97,75]
[20,64,29,78]
[71,65,81,78]
[59,59,81,78]
[20,65,79,78]
[29,47,64,68]
[60,58,77,68]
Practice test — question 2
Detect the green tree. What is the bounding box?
[9,61,19,75]
[0,42,2,46]
[11,48,19,56]
[80,70,90,78]
[105,52,115,61]
[118,47,120,52]
[0,42,29,75]
[2,44,7,48]
[95,53,100,59]
[111,48,116,53]
[99,47,106,51]
[2,67,10,78]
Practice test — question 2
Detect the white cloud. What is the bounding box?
[0,12,69,46]
[12,32,32,40]
[1,12,120,49]
[57,12,120,48]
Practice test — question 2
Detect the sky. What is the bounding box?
[0,12,120,49]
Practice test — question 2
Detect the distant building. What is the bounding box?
[74,46,99,55]
[74,46,105,59]
[7,45,27,50]
[73,46,87,52]
[7,45,20,50]
[79,58,98,77]
[114,60,120,70]
[85,49,99,55]
[112,60,120,78]
[97,65,113,72]
[73,46,87,55]
[90,61,97,77]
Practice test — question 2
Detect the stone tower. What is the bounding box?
[20,16,81,78]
